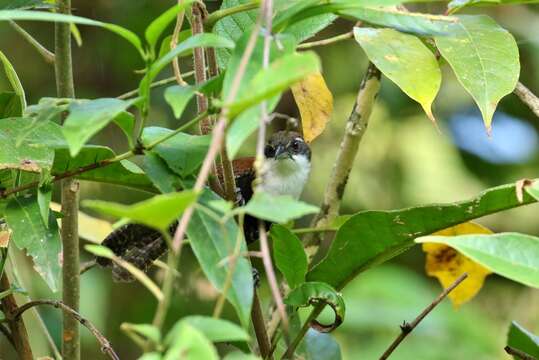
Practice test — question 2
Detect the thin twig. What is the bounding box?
[171,0,187,86]
[0,322,15,348]
[252,291,273,359]
[379,273,468,360]
[9,21,55,65]
[504,345,537,360]
[79,260,97,275]
[204,0,261,28]
[297,31,354,49]
[514,82,539,119]
[191,3,210,127]
[116,72,195,100]
[151,238,178,332]
[281,305,323,359]
[10,300,119,360]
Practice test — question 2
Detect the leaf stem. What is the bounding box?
[9,20,55,65]
[379,273,468,359]
[204,0,261,28]
[297,31,353,49]
[514,82,539,119]
[116,71,195,100]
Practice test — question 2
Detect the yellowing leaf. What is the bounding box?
[423,222,492,307]
[0,229,11,247]
[292,72,333,143]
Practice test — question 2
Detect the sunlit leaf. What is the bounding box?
[50,202,112,244]
[354,27,440,123]
[308,181,538,289]
[83,191,198,232]
[0,50,25,111]
[165,316,250,344]
[507,321,539,359]
[163,323,218,360]
[435,15,519,132]
[417,232,539,288]
[63,98,138,156]
[422,222,493,307]
[4,196,61,292]
[163,85,198,119]
[241,192,319,224]
[271,224,308,289]
[121,323,161,344]
[291,72,333,142]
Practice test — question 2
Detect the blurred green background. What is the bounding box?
[1,1,539,359]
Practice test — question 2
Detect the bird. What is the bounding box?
[96,130,312,281]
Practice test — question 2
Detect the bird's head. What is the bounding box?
[263,131,311,175]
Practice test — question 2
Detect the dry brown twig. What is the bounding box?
[504,345,537,360]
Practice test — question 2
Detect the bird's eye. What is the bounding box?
[264,145,275,158]
[291,140,300,152]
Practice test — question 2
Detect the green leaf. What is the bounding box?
[84,244,115,258]
[113,111,135,148]
[157,30,192,60]
[0,10,144,57]
[354,27,440,122]
[83,190,198,232]
[142,151,182,194]
[416,232,539,288]
[435,15,519,132]
[37,181,52,225]
[223,352,261,360]
[52,146,154,191]
[302,329,342,360]
[63,98,138,156]
[4,196,61,292]
[144,0,195,55]
[241,192,319,223]
[526,181,539,200]
[164,85,198,119]
[186,190,253,328]
[0,50,26,111]
[164,323,218,360]
[121,323,161,344]
[308,181,538,290]
[448,0,539,12]
[285,282,345,332]
[507,321,539,359]
[141,127,211,177]
[138,353,162,360]
[140,33,234,99]
[270,224,308,289]
[227,52,321,117]
[0,0,55,10]
[0,118,62,172]
[0,92,23,117]
[166,316,250,345]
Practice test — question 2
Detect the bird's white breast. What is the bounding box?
[258,154,311,199]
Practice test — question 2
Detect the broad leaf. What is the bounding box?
[354,27,440,123]
[121,323,161,344]
[241,192,319,223]
[165,316,249,344]
[271,224,308,289]
[163,85,198,119]
[435,15,519,132]
[144,1,195,55]
[228,52,321,117]
[308,181,538,289]
[292,73,333,143]
[4,196,61,292]
[63,98,138,156]
[142,151,182,194]
[0,92,22,118]
[0,10,144,56]
[186,190,253,328]
[223,352,261,360]
[417,232,539,288]
[285,282,345,332]
[113,111,135,147]
[507,322,539,359]
[141,127,211,177]
[52,146,154,191]
[0,118,62,172]
[302,329,342,360]
[0,50,25,111]
[0,1,54,10]
[164,323,218,360]
[83,190,198,232]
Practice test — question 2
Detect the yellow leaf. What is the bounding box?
[0,229,11,248]
[291,72,333,143]
[51,202,112,243]
[423,222,492,307]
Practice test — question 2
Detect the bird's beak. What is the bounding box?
[274,145,292,160]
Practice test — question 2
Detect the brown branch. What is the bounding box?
[0,274,33,360]
[304,62,381,257]
[251,291,273,359]
[514,82,539,119]
[10,300,119,360]
[191,3,210,130]
[0,322,15,348]
[379,273,468,360]
[171,0,187,86]
[504,345,537,360]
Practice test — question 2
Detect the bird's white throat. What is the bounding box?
[258,154,311,199]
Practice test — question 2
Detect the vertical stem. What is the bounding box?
[151,250,178,332]
[55,1,80,359]
[191,3,210,128]
[0,274,33,360]
[251,291,272,358]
